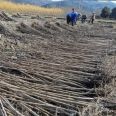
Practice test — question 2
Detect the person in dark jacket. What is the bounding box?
[66,13,71,24]
[81,15,87,23]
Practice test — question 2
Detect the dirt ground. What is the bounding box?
[0,12,116,116]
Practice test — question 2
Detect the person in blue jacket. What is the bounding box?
[66,8,79,26]
[70,8,77,26]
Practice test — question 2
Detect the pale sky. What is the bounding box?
[52,0,116,3]
[52,0,63,1]
[111,1,116,3]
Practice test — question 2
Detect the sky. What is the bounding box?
[52,0,116,3]
[111,1,116,3]
[52,0,63,1]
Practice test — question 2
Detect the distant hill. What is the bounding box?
[10,0,52,5]
[43,0,116,12]
[5,0,116,12]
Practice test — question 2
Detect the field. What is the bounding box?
[0,1,63,16]
[0,11,116,116]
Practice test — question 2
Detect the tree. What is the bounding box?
[110,7,116,19]
[101,6,111,18]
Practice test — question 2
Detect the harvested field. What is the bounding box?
[0,12,116,116]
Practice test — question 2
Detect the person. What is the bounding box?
[66,13,71,24]
[81,15,87,23]
[70,8,78,26]
[90,13,96,24]
[66,8,78,26]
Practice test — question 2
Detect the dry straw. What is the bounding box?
[0,1,64,15]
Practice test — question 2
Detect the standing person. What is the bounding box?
[66,8,79,26]
[90,13,96,24]
[70,8,78,26]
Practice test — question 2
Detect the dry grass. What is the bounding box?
[0,12,116,115]
[0,1,64,16]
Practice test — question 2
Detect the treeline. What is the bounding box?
[100,6,116,19]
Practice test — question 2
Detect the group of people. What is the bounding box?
[66,8,80,26]
[66,8,96,26]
